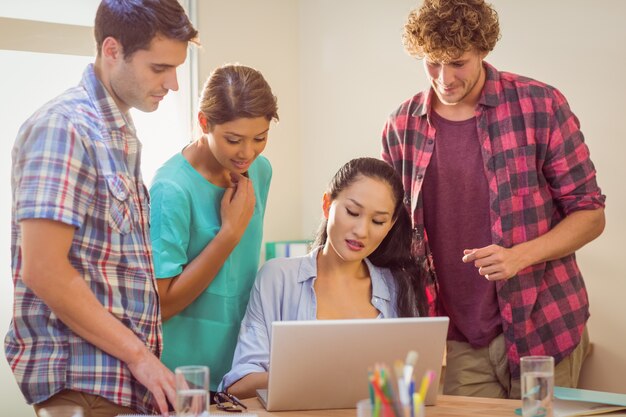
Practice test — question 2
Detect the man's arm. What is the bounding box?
[465,86,606,281]
[21,218,176,415]
[462,208,605,281]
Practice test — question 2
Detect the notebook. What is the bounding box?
[551,387,626,417]
[513,386,626,417]
[256,316,449,411]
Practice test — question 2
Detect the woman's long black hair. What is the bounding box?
[312,157,427,317]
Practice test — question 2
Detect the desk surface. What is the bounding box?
[212,394,518,416]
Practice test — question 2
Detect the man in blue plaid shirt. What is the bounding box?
[5,1,197,415]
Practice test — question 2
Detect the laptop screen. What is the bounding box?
[262,317,449,411]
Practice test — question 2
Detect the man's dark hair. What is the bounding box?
[95,0,198,59]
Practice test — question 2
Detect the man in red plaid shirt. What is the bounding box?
[382,0,605,399]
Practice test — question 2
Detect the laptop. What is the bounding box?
[256,316,449,411]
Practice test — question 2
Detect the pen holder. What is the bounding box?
[357,398,425,417]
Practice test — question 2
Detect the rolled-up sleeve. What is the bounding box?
[544,89,606,214]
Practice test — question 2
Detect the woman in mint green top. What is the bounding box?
[149,64,279,392]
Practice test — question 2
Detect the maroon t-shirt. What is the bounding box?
[422,111,502,348]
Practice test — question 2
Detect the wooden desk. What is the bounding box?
[211,395,518,416]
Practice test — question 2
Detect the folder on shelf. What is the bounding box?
[265,240,310,260]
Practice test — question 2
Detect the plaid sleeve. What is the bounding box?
[543,89,606,214]
[381,117,393,164]
[381,111,439,317]
[381,114,404,169]
[13,113,96,228]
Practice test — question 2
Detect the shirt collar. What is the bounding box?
[412,87,434,118]
[81,64,136,134]
[477,61,502,108]
[297,249,319,284]
[298,247,392,302]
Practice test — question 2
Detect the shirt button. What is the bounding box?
[427,139,434,145]
[417,174,423,179]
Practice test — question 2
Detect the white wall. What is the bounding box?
[196,0,301,250]
[298,0,419,237]
[0,0,99,25]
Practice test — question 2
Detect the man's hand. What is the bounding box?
[461,209,605,281]
[21,219,177,414]
[127,349,177,416]
[462,244,526,281]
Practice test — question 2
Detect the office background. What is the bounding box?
[1,1,624,415]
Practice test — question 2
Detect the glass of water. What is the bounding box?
[175,365,210,417]
[521,356,554,417]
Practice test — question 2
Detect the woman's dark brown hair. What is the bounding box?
[313,157,427,317]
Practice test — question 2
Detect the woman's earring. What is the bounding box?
[322,194,331,219]
[199,115,209,133]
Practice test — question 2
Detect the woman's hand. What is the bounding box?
[219,173,256,241]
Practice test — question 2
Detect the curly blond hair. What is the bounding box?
[403,0,500,62]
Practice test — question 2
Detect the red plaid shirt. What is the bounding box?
[382,62,605,377]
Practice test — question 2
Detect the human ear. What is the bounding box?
[322,193,331,219]
[197,112,210,133]
[101,37,122,61]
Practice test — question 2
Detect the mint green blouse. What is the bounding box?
[149,152,271,391]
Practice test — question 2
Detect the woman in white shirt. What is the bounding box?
[221,157,427,398]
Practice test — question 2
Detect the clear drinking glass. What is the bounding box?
[175,365,210,417]
[37,406,84,417]
[521,356,554,417]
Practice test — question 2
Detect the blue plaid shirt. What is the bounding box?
[5,64,161,414]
